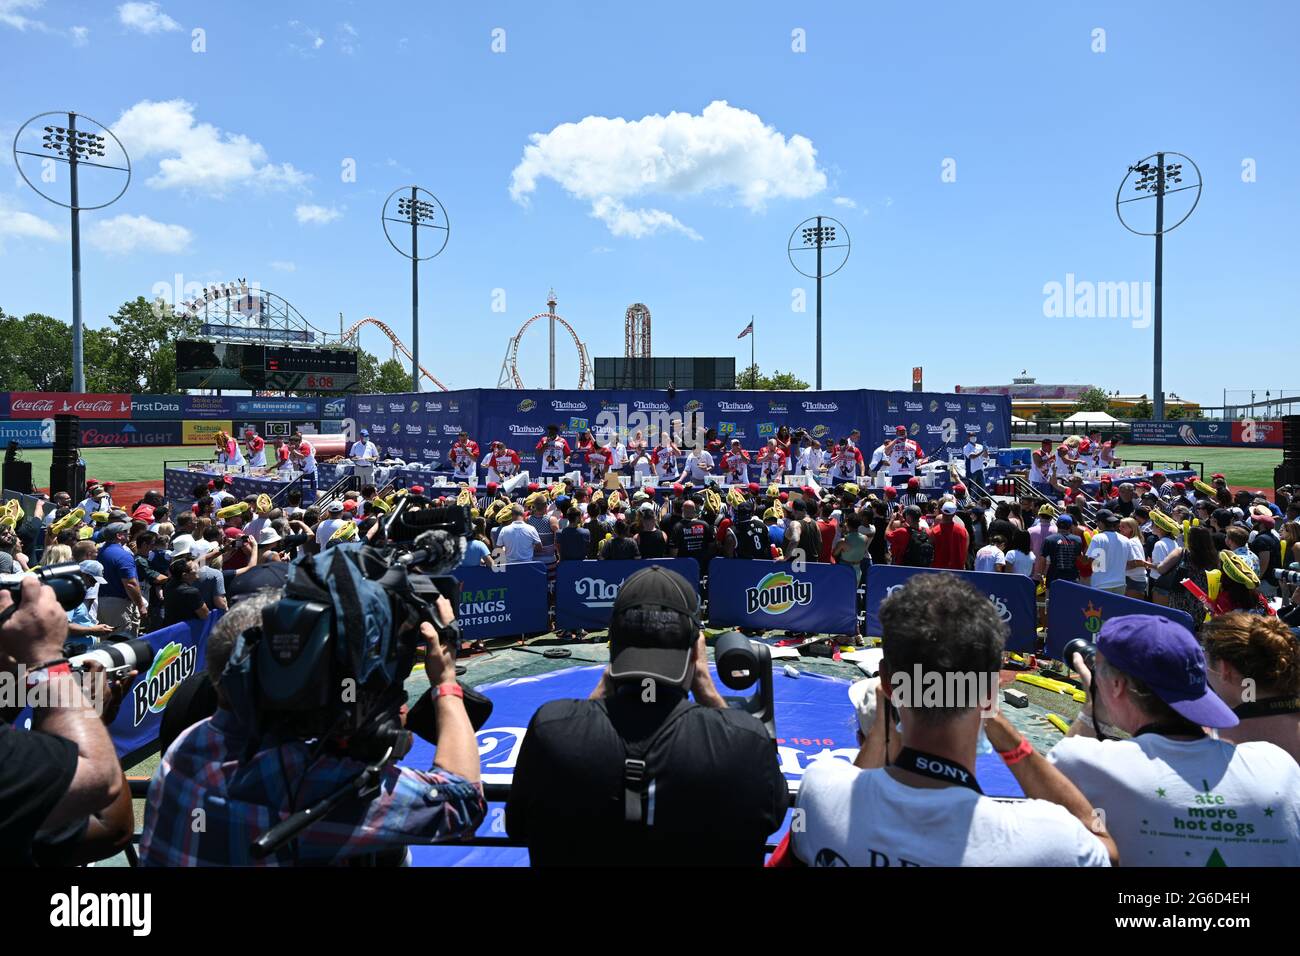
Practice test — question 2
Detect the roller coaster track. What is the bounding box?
[343,316,450,392]
[497,307,592,389]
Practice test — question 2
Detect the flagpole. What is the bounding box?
[750,314,754,385]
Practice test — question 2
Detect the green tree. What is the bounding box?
[374,357,413,393]
[1130,398,1153,419]
[1166,405,1185,420]
[355,349,381,393]
[732,363,809,390]
[1033,403,1057,422]
[736,363,762,389]
[103,296,199,393]
[1074,386,1111,413]
[0,311,74,391]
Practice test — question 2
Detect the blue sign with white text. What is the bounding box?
[451,561,550,640]
[706,558,858,635]
[865,565,1038,651]
[554,558,701,631]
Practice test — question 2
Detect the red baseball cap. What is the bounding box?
[527,482,540,492]
[747,482,760,493]
[1212,473,1225,480]
[103,480,116,488]
[778,491,789,502]
[671,483,684,495]
[907,477,920,488]
[884,486,897,497]
[1173,482,1186,490]
[643,486,656,497]
[1153,471,1166,479]
[895,425,907,435]
[342,500,357,511]
[410,485,425,494]
[486,481,499,491]
[953,484,966,494]
[223,527,243,539]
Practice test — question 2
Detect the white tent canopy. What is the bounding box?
[1060,409,1124,425]
[1010,415,1031,425]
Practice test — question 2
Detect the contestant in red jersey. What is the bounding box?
[482,440,521,484]
[720,439,751,485]
[536,424,572,476]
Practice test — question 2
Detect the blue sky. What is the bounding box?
[1,1,1296,403]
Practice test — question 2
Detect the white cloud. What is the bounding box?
[0,196,61,246]
[295,203,341,225]
[70,24,88,45]
[338,21,357,54]
[86,214,191,255]
[832,196,856,209]
[0,0,47,31]
[509,100,826,239]
[118,2,178,34]
[112,99,307,196]
[270,259,296,272]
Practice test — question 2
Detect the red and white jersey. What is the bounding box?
[1098,442,1116,467]
[830,445,862,480]
[1053,448,1076,479]
[450,441,479,479]
[536,436,572,474]
[587,447,612,481]
[757,447,786,484]
[721,450,751,485]
[482,447,520,483]
[245,434,266,467]
[886,439,923,476]
[651,444,679,479]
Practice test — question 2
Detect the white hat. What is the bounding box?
[256,526,283,546]
[327,500,344,514]
[941,501,958,515]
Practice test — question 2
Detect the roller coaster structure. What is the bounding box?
[342,316,450,391]
[496,291,592,389]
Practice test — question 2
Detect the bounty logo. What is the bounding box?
[745,572,812,615]
[929,400,939,413]
[910,423,920,436]
[132,642,198,725]
[811,424,830,439]
[392,422,401,438]
[410,400,420,413]
[517,399,536,413]
[684,400,702,414]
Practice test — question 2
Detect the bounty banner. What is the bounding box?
[1045,579,1195,660]
[554,557,701,631]
[706,558,858,635]
[864,565,1037,652]
[451,561,550,640]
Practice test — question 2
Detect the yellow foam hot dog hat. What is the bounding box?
[370,497,391,513]
[842,482,860,497]
[590,488,604,504]
[51,508,86,534]
[217,501,250,519]
[255,493,273,515]
[768,484,781,499]
[1192,479,1215,496]
[78,525,94,540]
[704,488,722,514]
[1219,550,1259,588]
[497,505,515,525]
[607,490,622,510]
[548,480,567,501]
[727,486,746,508]
[91,511,110,524]
[763,507,782,521]
[1149,509,1180,536]
[456,485,475,507]
[330,520,358,542]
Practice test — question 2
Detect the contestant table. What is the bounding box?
[163,466,308,508]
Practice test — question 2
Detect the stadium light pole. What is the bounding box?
[382,186,449,392]
[788,216,850,390]
[12,111,130,394]
[1116,152,1201,421]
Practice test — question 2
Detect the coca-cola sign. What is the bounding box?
[8,392,131,419]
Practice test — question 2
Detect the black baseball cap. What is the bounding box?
[608,566,700,687]
[1096,509,1120,525]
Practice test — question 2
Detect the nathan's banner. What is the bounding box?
[451,561,550,640]
[555,558,701,631]
[1046,580,1194,660]
[865,565,1037,651]
[183,419,233,444]
[706,558,858,635]
[872,391,1011,463]
[7,392,132,419]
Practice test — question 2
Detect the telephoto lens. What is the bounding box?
[0,563,86,611]
[1061,638,1097,672]
[69,638,156,676]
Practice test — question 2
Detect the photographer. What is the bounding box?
[774,573,1116,867]
[0,576,128,865]
[1050,614,1300,865]
[506,566,787,865]
[142,586,485,866]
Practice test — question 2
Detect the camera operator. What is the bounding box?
[506,565,787,865]
[141,588,484,866]
[1050,614,1300,865]
[0,576,129,865]
[773,573,1117,867]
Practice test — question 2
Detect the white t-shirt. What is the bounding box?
[349,440,378,461]
[1049,735,1300,867]
[792,759,1110,867]
[974,544,1006,573]
[316,517,345,546]
[1085,529,1132,590]
[684,451,713,482]
[1149,536,1179,580]
[496,521,541,564]
[962,441,986,473]
[1124,535,1147,585]
[1005,548,1036,577]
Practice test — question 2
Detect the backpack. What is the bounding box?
[593,695,698,826]
[901,526,934,567]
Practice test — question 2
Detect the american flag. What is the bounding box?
[737,320,753,339]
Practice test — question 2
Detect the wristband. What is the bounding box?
[436,682,464,700]
[25,661,72,691]
[997,737,1035,766]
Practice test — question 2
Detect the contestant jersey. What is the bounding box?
[886,440,922,477]
[536,436,571,475]
[757,449,786,484]
[721,451,750,485]
[245,436,266,468]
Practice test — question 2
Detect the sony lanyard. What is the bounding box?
[892,747,983,793]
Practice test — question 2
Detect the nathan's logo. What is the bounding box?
[442,424,463,435]
[981,402,998,413]
[718,401,753,412]
[801,401,838,412]
[944,401,962,412]
[1083,601,1104,635]
[356,402,373,414]
[575,576,622,608]
[423,401,443,413]
[904,401,922,413]
[422,448,439,460]
[634,400,669,410]
[509,424,545,435]
[745,572,812,615]
[684,400,702,414]
[552,400,587,412]
[132,642,198,725]
[517,399,536,413]
[929,400,939,413]
[387,402,405,413]
[404,423,423,435]
[370,424,386,435]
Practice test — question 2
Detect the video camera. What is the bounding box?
[0,563,87,613]
[713,632,776,738]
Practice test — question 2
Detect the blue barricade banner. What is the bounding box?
[706,558,858,635]
[12,616,213,761]
[451,561,550,640]
[554,558,701,631]
[865,565,1038,651]
[0,418,53,448]
[1046,580,1195,660]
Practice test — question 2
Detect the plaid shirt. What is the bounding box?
[140,708,485,866]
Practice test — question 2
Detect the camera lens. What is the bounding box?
[1061,638,1096,671]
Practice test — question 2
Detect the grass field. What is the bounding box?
[17,445,197,485]
[1013,442,1281,493]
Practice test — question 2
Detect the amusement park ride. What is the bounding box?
[496,290,593,390]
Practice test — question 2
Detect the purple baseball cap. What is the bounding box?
[1097,614,1238,729]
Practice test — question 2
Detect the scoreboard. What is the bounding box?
[177,340,360,392]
